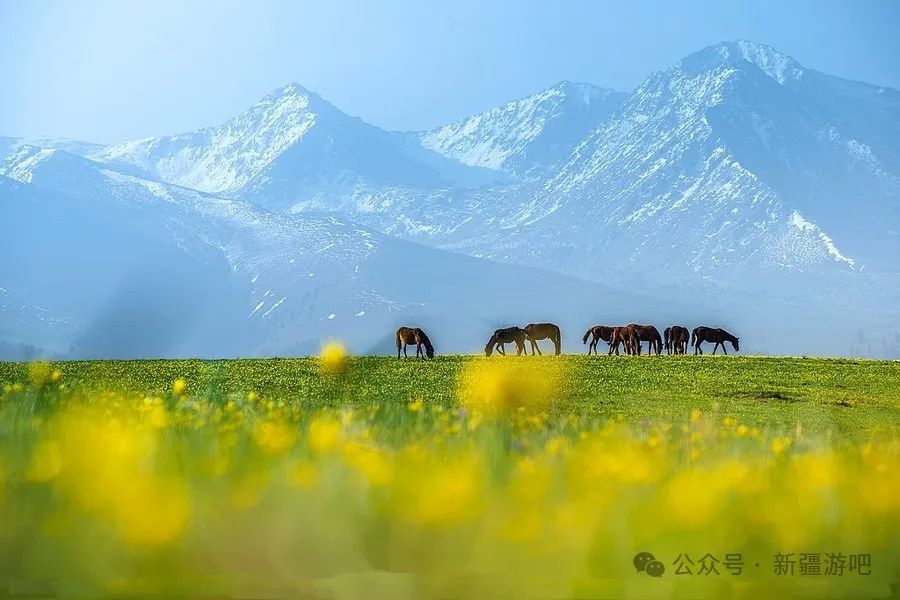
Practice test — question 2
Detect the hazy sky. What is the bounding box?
[1,0,898,143]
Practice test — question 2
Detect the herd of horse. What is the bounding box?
[395,323,739,358]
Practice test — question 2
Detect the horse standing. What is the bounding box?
[395,327,435,359]
[691,326,739,355]
[609,325,640,355]
[484,327,529,356]
[627,324,663,355]
[523,323,562,355]
[583,325,614,355]
[667,325,689,355]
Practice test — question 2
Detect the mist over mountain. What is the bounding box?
[2,41,897,358]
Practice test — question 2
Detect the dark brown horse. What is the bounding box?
[484,327,529,356]
[627,323,663,355]
[665,325,690,355]
[609,325,640,355]
[396,327,435,358]
[582,325,614,355]
[523,323,561,355]
[691,326,739,355]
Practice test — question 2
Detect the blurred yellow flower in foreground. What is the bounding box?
[115,475,191,546]
[458,358,564,415]
[28,362,53,387]
[172,378,188,396]
[308,415,341,452]
[319,341,348,375]
[253,418,297,454]
[26,440,63,482]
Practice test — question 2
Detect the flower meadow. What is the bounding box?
[0,355,898,599]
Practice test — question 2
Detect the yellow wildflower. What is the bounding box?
[172,378,188,396]
[319,341,348,375]
[308,416,341,453]
[28,362,53,387]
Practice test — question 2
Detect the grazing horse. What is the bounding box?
[627,323,663,355]
[583,325,614,355]
[691,326,740,355]
[667,325,689,355]
[523,323,562,355]
[396,327,435,359]
[484,327,529,356]
[609,325,640,355]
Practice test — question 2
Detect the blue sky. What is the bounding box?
[1,0,898,143]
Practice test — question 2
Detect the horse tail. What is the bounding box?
[582,327,592,344]
[395,329,402,348]
[691,328,697,345]
[555,325,562,354]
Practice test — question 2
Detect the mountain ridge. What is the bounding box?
[3,40,898,357]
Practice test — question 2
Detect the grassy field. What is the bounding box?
[2,355,898,437]
[0,353,898,599]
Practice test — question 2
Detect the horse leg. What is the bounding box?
[404,344,409,358]
[416,343,422,358]
[722,344,728,355]
[498,344,506,356]
[397,342,401,359]
[533,339,542,355]
[712,342,718,355]
[554,334,561,356]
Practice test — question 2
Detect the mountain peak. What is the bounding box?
[549,80,619,105]
[252,82,333,115]
[261,82,317,102]
[679,40,804,84]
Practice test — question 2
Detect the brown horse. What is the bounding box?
[609,325,640,355]
[523,323,561,355]
[583,325,614,355]
[691,326,739,355]
[667,325,689,355]
[396,327,435,358]
[484,327,529,356]
[627,323,663,355]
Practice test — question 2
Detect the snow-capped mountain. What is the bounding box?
[1,135,104,162]
[487,40,900,283]
[92,83,501,212]
[1,147,640,358]
[418,81,626,178]
[3,40,898,357]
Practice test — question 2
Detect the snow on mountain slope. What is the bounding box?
[418,81,626,178]
[92,84,501,212]
[1,148,633,357]
[1,136,103,162]
[3,40,898,356]
[447,41,899,290]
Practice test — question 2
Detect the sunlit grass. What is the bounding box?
[0,356,898,598]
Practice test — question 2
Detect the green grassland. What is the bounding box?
[2,355,898,438]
